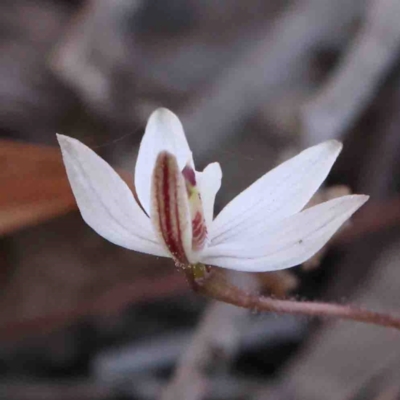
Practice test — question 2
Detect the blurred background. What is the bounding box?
[1,0,400,399]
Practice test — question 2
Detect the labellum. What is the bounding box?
[151,151,207,266]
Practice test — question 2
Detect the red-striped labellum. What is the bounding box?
[151,151,207,266]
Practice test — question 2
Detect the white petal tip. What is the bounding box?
[56,133,66,142]
[147,108,184,138]
[353,194,369,205]
[150,107,178,122]
[324,139,343,153]
[56,133,77,149]
[343,194,369,213]
[209,162,222,179]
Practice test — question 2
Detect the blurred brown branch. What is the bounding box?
[0,139,76,236]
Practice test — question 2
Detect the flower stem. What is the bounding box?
[192,268,400,331]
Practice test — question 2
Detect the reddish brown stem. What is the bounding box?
[196,270,400,331]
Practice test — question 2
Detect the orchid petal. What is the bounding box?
[210,141,342,245]
[135,108,192,215]
[196,162,222,229]
[202,195,368,272]
[151,151,194,264]
[57,134,168,257]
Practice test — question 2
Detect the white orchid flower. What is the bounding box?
[57,108,368,272]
